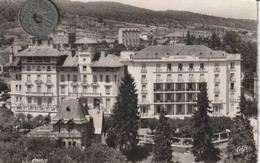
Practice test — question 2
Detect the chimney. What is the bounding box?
[100,51,106,58]
[10,46,14,62]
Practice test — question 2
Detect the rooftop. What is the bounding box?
[0,51,10,66]
[90,54,124,68]
[26,125,58,140]
[75,37,98,44]
[134,45,226,59]
[15,46,67,57]
[52,98,90,124]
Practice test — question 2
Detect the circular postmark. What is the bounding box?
[19,0,59,36]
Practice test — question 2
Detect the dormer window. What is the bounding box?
[66,107,71,112]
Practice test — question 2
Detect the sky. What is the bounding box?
[71,0,257,20]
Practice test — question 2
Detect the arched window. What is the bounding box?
[68,141,72,147]
[66,107,70,112]
[73,142,76,147]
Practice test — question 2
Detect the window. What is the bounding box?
[73,86,78,93]
[47,66,51,71]
[47,75,51,82]
[16,97,19,102]
[200,63,204,70]
[73,75,77,82]
[156,74,161,81]
[104,98,110,109]
[114,75,117,82]
[93,86,97,93]
[15,74,19,80]
[16,85,18,91]
[230,73,235,79]
[47,86,51,93]
[200,74,204,79]
[105,86,110,95]
[83,86,87,93]
[100,75,103,82]
[48,98,52,105]
[37,66,41,71]
[27,66,31,71]
[215,84,219,89]
[28,97,32,104]
[37,98,42,105]
[61,86,65,94]
[189,74,193,79]
[215,74,219,78]
[60,75,65,82]
[142,95,147,103]
[178,74,182,79]
[37,75,41,81]
[178,63,182,71]
[83,66,87,71]
[37,86,41,93]
[167,74,171,81]
[27,86,31,92]
[141,64,146,68]
[156,63,161,69]
[231,83,234,90]
[93,75,97,83]
[167,64,172,71]
[67,74,70,81]
[19,85,21,90]
[189,63,194,70]
[27,57,33,62]
[83,75,87,82]
[106,75,110,83]
[230,62,235,69]
[214,63,219,68]
[215,94,219,102]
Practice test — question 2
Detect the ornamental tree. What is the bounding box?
[153,110,173,163]
[191,82,214,162]
[106,71,140,156]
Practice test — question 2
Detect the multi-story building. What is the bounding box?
[118,28,140,47]
[121,45,241,118]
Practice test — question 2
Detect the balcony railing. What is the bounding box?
[212,100,223,103]
[230,78,236,82]
[156,68,162,72]
[141,79,148,84]
[25,92,54,96]
[177,68,183,71]
[199,78,206,82]
[199,68,205,71]
[141,89,148,94]
[45,80,53,86]
[141,68,147,73]
[167,78,173,82]
[214,78,220,83]
[230,88,236,92]
[177,78,184,82]
[214,88,220,93]
[188,78,195,82]
[188,68,194,71]
[214,67,220,72]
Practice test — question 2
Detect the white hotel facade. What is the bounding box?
[122,45,241,118]
[6,42,241,118]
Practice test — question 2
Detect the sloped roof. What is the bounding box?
[75,37,97,44]
[52,99,90,124]
[4,57,21,67]
[88,109,103,135]
[90,54,124,67]
[0,51,10,66]
[134,45,226,59]
[15,47,67,57]
[12,41,28,47]
[165,31,186,37]
[26,125,58,140]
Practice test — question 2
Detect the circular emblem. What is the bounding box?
[19,0,59,36]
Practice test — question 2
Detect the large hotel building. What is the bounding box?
[6,38,241,118]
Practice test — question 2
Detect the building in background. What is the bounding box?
[118,28,140,47]
[121,45,241,118]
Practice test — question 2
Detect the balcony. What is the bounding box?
[230,78,236,82]
[155,79,162,83]
[156,68,162,72]
[45,80,53,86]
[71,82,79,86]
[177,78,184,82]
[141,68,147,73]
[81,80,89,86]
[25,80,33,86]
[35,80,44,84]
[141,89,148,94]
[212,100,223,103]
[214,67,220,72]
[214,88,220,93]
[230,98,237,103]
[25,92,54,96]
[199,78,206,82]
[214,78,220,83]
[15,104,57,112]
[141,79,148,84]
[91,82,99,86]
[188,78,195,82]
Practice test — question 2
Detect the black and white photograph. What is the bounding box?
[0,0,258,162]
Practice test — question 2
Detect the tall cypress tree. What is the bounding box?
[186,30,193,45]
[106,71,140,156]
[191,82,214,162]
[224,116,257,163]
[153,110,173,163]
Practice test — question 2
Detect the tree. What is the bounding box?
[186,30,193,45]
[191,82,214,162]
[210,32,221,50]
[153,110,173,163]
[107,71,140,156]
[225,116,257,163]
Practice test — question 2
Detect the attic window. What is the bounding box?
[155,53,158,56]
[66,107,71,112]
[166,53,169,56]
[176,53,179,55]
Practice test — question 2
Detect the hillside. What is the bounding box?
[0,0,257,35]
